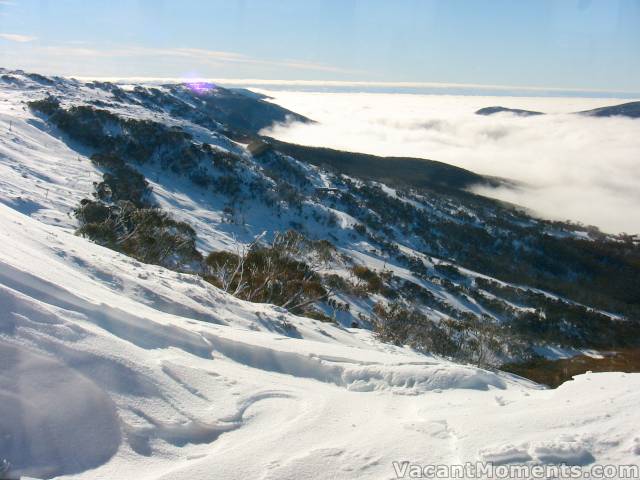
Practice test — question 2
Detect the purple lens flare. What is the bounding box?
[185,80,216,94]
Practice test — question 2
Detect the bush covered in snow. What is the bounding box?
[73,151,201,270]
[373,302,528,367]
[75,200,202,269]
[204,231,332,315]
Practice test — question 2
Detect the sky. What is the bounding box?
[1,0,639,94]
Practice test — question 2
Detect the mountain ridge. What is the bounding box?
[4,68,637,363]
[476,100,640,118]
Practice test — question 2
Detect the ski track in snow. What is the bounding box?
[0,76,639,479]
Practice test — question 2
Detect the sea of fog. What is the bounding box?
[257,91,640,235]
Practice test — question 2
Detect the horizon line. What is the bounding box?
[69,75,640,97]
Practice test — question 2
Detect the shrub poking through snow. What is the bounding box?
[373,302,459,359]
[90,154,150,207]
[28,95,61,116]
[75,200,201,269]
[204,231,335,315]
[372,302,528,367]
[73,152,200,270]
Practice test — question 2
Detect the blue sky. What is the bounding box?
[0,0,639,93]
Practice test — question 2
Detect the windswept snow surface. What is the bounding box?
[0,75,639,479]
[2,205,640,479]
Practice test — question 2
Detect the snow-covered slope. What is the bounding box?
[2,199,640,479]
[3,69,638,364]
[1,70,640,479]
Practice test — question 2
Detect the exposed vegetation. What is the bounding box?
[372,302,529,367]
[73,151,201,269]
[75,199,201,268]
[204,231,334,316]
[261,137,496,191]
[329,174,640,320]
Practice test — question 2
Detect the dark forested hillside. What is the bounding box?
[256,137,504,191]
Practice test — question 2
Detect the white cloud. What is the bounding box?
[0,33,37,42]
[260,91,640,234]
[3,44,357,75]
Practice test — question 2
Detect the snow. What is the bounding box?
[1,73,639,479]
[1,180,640,480]
[0,103,100,231]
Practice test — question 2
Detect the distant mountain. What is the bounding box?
[475,106,544,116]
[577,101,640,118]
[476,101,640,118]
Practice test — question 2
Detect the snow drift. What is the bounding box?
[2,202,640,480]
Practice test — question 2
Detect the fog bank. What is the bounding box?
[260,91,640,234]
